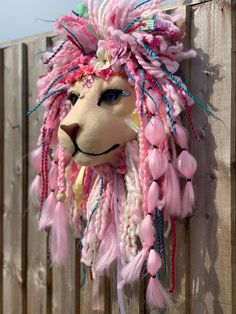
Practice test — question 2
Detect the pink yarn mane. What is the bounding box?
[29,0,213,310]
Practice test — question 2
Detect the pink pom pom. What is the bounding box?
[29,174,42,207]
[31,147,41,173]
[50,201,68,264]
[144,117,167,146]
[163,163,181,216]
[146,90,161,114]
[146,277,171,309]
[149,149,168,179]
[147,182,160,214]
[39,191,57,230]
[181,181,195,218]
[141,215,155,245]
[176,150,197,179]
[48,162,58,190]
[147,249,162,275]
[174,124,188,149]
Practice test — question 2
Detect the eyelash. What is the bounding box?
[97,89,123,106]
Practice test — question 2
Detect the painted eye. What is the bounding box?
[98,89,122,106]
[68,92,79,105]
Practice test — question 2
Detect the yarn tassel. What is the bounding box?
[29,174,42,207]
[163,162,181,216]
[146,242,170,309]
[31,147,42,173]
[48,162,58,190]
[181,181,195,218]
[120,247,149,285]
[39,191,57,230]
[147,277,170,309]
[121,214,154,284]
[95,222,118,274]
[50,201,68,264]
[176,150,197,217]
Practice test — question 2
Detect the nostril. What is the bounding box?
[60,123,80,142]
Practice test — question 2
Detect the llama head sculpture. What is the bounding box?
[29,0,214,310]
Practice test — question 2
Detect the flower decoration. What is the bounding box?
[82,75,94,88]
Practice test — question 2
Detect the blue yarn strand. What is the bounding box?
[123,17,140,32]
[134,0,151,10]
[80,176,104,241]
[44,41,66,65]
[154,209,161,280]
[45,74,64,95]
[60,23,86,55]
[154,80,176,134]
[133,37,160,61]
[124,65,157,111]
[27,88,67,116]
[68,65,80,73]
[132,37,217,119]
[161,65,217,118]
[157,209,167,274]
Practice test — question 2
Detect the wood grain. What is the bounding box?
[0,48,4,314]
[190,1,234,313]
[27,37,48,314]
[2,44,27,314]
[52,232,77,314]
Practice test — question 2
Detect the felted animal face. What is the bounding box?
[58,75,137,166]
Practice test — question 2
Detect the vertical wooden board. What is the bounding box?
[231,2,236,313]
[190,1,233,313]
[48,34,77,314]
[0,49,4,314]
[80,269,107,314]
[111,267,144,314]
[146,5,190,314]
[110,269,145,314]
[52,231,76,314]
[3,44,26,314]
[27,37,48,314]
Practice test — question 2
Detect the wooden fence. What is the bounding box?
[0,0,235,313]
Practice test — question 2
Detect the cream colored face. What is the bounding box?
[58,75,137,166]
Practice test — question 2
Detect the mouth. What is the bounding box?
[72,141,120,157]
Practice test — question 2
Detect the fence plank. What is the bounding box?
[52,232,77,314]
[3,43,27,314]
[190,1,233,313]
[27,37,49,314]
[232,3,236,313]
[45,35,78,314]
[0,48,4,314]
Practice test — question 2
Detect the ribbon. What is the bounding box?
[74,166,86,209]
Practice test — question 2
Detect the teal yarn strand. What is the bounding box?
[154,209,161,280]
[155,80,176,134]
[134,38,160,61]
[45,74,64,95]
[123,17,140,32]
[80,176,104,242]
[81,263,87,288]
[140,69,145,117]
[68,65,80,73]
[134,0,152,10]
[27,88,67,116]
[124,65,157,111]
[161,65,217,118]
[157,208,167,274]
